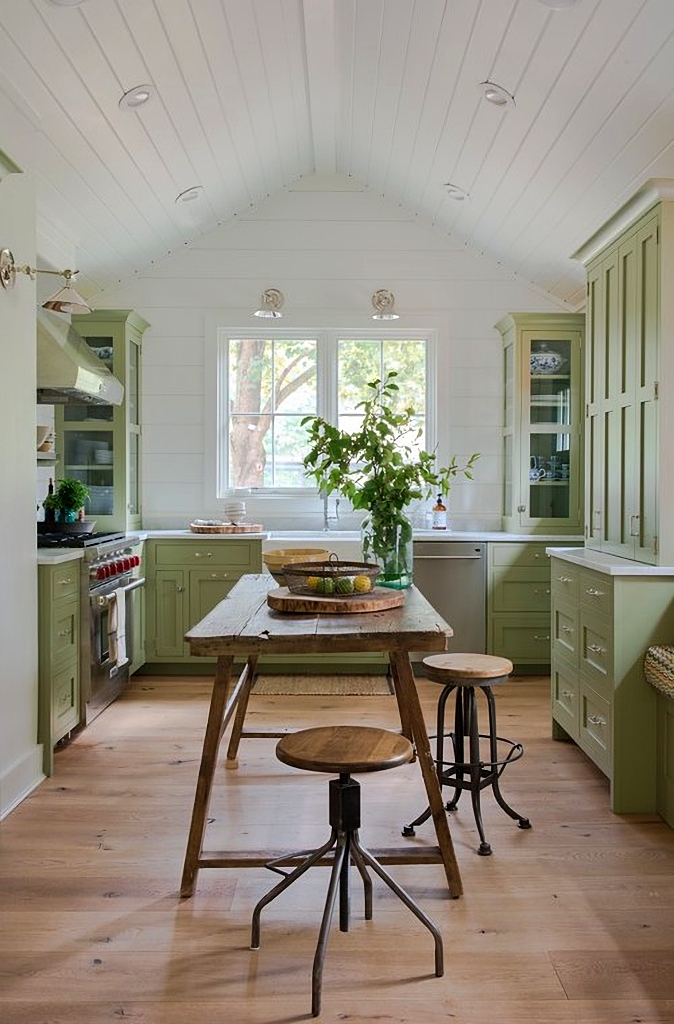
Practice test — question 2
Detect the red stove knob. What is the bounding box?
[96,565,108,580]
[132,555,141,568]
[114,560,125,575]
[122,557,131,571]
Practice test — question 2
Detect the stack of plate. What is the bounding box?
[221,499,246,524]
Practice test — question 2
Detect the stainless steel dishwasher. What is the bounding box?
[413,540,487,656]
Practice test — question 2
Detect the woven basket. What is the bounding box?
[644,645,674,699]
[282,556,379,597]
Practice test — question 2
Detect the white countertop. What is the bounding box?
[547,546,674,576]
[37,549,84,566]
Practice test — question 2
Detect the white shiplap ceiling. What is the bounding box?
[2,0,674,309]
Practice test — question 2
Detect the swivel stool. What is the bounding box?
[251,724,444,1017]
[402,653,531,856]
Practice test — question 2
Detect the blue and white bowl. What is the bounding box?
[530,350,565,375]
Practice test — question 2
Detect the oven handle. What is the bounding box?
[94,577,146,607]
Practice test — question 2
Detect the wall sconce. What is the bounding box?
[254,288,284,318]
[0,248,92,314]
[371,289,399,320]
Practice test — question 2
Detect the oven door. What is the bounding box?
[87,575,145,722]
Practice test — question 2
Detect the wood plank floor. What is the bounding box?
[1,672,673,1023]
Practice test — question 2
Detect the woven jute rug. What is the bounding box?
[252,674,392,696]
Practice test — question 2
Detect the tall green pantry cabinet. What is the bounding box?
[56,310,149,533]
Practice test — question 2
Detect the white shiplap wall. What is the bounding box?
[95,176,568,531]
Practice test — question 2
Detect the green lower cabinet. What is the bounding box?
[550,556,674,813]
[38,560,82,776]
[656,694,674,828]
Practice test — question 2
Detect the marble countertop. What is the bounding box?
[547,545,674,575]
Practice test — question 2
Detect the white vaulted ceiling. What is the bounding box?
[2,0,674,309]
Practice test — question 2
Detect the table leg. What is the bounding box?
[180,655,234,898]
[225,655,259,767]
[389,651,463,898]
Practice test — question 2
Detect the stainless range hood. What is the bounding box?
[37,308,124,406]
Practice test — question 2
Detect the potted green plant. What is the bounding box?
[302,372,479,588]
[44,478,91,526]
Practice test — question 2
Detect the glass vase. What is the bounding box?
[361,510,413,590]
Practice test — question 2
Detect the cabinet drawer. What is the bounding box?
[489,543,549,570]
[579,613,612,698]
[490,574,551,614]
[51,598,79,667]
[52,661,79,741]
[578,570,613,617]
[50,564,80,602]
[551,658,579,738]
[579,681,611,776]
[550,562,580,603]
[552,600,578,664]
[490,616,551,661]
[153,540,261,570]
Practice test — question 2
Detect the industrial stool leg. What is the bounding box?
[252,772,443,1018]
[403,680,530,855]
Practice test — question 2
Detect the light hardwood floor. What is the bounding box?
[1,672,673,1023]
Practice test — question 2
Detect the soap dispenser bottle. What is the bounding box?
[432,494,447,530]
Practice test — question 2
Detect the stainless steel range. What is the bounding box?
[39,531,145,722]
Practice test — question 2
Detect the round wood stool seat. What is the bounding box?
[276,725,413,775]
[252,724,442,1016]
[422,653,514,686]
[403,651,530,856]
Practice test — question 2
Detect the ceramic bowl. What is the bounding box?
[530,351,565,375]
[36,425,51,449]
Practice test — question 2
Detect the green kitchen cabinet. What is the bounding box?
[56,309,149,533]
[145,539,263,664]
[550,552,674,813]
[583,209,658,563]
[37,558,82,776]
[656,693,674,829]
[496,313,584,536]
[487,541,581,668]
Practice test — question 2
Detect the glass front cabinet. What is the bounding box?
[496,312,584,535]
[55,310,149,533]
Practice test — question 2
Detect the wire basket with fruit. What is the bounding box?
[282,555,380,597]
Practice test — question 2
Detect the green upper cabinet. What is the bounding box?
[56,310,149,533]
[583,209,659,564]
[496,312,585,535]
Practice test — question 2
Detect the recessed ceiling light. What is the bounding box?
[481,80,515,108]
[175,187,205,204]
[443,183,469,201]
[119,85,154,111]
[537,0,579,8]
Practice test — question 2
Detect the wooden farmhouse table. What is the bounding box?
[180,573,463,899]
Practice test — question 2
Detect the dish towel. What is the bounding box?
[108,587,129,670]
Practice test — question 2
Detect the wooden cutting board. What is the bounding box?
[190,523,264,534]
[266,586,405,614]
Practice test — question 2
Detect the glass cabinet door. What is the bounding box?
[527,338,573,521]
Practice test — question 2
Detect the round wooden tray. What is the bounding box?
[190,523,264,534]
[266,586,405,614]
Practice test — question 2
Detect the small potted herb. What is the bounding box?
[43,478,91,529]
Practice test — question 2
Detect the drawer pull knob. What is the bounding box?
[561,625,573,635]
[176,585,185,593]
[210,572,228,579]
[533,634,551,642]
[587,643,605,655]
[585,587,605,597]
[194,551,214,559]
[561,689,574,699]
[532,587,550,595]
[557,575,573,583]
[587,714,606,727]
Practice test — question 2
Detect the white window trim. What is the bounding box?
[204,315,438,515]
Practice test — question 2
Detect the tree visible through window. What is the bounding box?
[223,333,428,490]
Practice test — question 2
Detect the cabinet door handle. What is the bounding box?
[533,634,551,642]
[561,689,574,699]
[561,625,573,635]
[629,514,640,537]
[517,504,526,513]
[556,575,573,583]
[57,628,71,637]
[585,587,605,598]
[593,509,602,527]
[587,643,606,655]
[587,714,606,727]
[194,551,214,559]
[532,587,550,595]
[60,577,74,585]
[175,585,185,593]
[210,572,228,579]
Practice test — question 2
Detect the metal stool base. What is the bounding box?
[403,682,531,855]
[252,773,443,1017]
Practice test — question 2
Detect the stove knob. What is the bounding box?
[121,557,131,571]
[132,554,141,568]
[96,565,108,580]
[114,560,125,575]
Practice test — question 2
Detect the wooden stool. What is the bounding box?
[250,725,444,1017]
[403,654,531,856]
